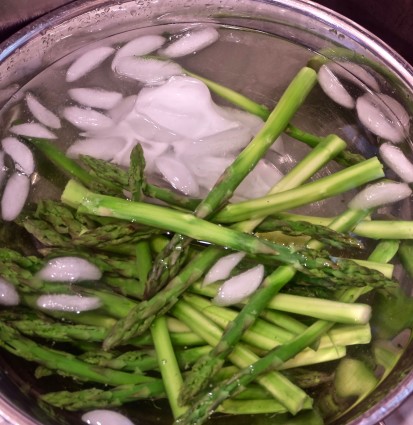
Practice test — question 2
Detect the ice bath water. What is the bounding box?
[0,21,412,425]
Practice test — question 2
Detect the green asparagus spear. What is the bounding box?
[41,384,312,415]
[284,125,366,167]
[191,283,372,324]
[79,345,210,373]
[255,218,364,250]
[20,199,160,251]
[23,137,121,194]
[270,212,413,240]
[213,158,384,223]
[41,381,166,411]
[0,322,157,386]
[151,316,187,418]
[10,319,108,342]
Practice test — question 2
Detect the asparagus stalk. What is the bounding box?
[195,67,317,219]
[80,345,210,373]
[134,330,206,347]
[284,125,366,166]
[184,69,270,120]
[42,381,166,411]
[144,67,318,297]
[5,310,204,350]
[144,184,201,211]
[260,310,307,335]
[62,180,301,260]
[191,283,372,324]
[10,319,108,342]
[213,158,384,223]
[368,239,400,263]
[398,240,413,278]
[0,322,158,386]
[41,384,312,415]
[23,137,121,194]
[255,217,364,250]
[184,293,371,352]
[232,134,347,233]
[217,398,313,415]
[274,212,413,240]
[212,366,330,394]
[151,316,187,418]
[24,199,160,248]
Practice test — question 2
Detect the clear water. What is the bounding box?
[0,23,412,425]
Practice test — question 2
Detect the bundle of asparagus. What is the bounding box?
[0,63,412,425]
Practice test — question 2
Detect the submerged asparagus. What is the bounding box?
[172,300,311,414]
[0,322,157,386]
[255,217,364,250]
[1,47,410,425]
[175,239,395,425]
[270,212,413,240]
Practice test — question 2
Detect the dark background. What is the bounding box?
[0,0,412,65]
[316,0,413,65]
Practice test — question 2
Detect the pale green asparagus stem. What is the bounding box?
[151,316,187,418]
[213,158,383,223]
[191,282,372,325]
[274,212,413,240]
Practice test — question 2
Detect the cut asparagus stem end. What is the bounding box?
[61,179,92,209]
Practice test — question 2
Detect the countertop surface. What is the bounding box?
[0,1,412,425]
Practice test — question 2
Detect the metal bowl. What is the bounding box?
[0,1,412,424]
